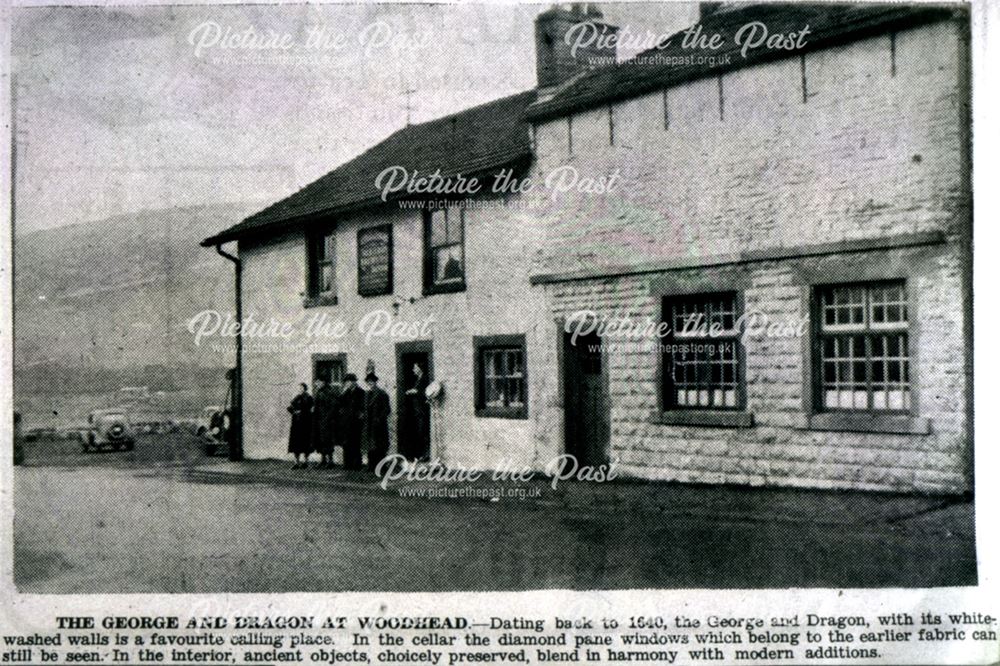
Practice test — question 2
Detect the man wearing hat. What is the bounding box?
[364,371,391,473]
[339,372,366,471]
[311,376,339,469]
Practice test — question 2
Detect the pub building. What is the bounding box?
[203,3,971,494]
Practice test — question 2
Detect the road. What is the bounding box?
[12,434,977,593]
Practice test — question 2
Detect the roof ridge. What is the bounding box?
[405,88,537,129]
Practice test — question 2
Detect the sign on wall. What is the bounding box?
[357,224,393,296]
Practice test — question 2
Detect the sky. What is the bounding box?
[11,2,697,234]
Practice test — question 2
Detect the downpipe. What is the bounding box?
[216,243,244,461]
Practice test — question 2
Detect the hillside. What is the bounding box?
[13,202,266,419]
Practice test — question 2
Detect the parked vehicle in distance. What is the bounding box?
[13,412,24,465]
[84,408,136,452]
[197,406,229,457]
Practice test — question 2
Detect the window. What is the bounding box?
[357,225,393,296]
[424,208,465,294]
[662,292,743,410]
[307,229,336,302]
[474,335,527,419]
[313,354,346,386]
[816,281,910,412]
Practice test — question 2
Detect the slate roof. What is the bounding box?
[524,3,962,121]
[202,90,536,246]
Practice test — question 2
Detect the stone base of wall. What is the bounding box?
[544,240,971,495]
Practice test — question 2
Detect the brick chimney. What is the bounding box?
[535,3,618,92]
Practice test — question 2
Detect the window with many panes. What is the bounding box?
[307,229,336,301]
[474,335,527,419]
[662,292,743,410]
[816,281,910,412]
[424,207,465,294]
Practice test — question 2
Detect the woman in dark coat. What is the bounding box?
[403,364,430,461]
[287,383,314,469]
[364,372,391,473]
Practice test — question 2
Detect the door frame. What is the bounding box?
[395,340,434,457]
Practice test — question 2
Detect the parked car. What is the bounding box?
[84,408,135,452]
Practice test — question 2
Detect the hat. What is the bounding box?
[344,373,357,382]
[365,372,379,382]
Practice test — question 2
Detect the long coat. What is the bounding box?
[364,386,391,453]
[311,385,340,454]
[287,392,314,455]
[402,374,429,459]
[339,385,366,440]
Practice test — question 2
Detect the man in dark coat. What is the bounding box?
[339,373,366,471]
[364,372,391,473]
[287,383,313,469]
[311,377,339,469]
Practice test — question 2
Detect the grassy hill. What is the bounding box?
[14,201,265,427]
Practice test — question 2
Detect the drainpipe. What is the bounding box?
[216,243,244,461]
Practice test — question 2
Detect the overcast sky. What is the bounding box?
[11,2,697,234]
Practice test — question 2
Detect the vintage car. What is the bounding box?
[84,408,136,452]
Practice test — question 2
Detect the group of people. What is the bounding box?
[287,364,431,471]
[287,372,390,471]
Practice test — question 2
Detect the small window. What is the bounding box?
[307,229,336,299]
[816,281,910,412]
[662,292,744,410]
[357,225,393,297]
[474,335,527,419]
[424,208,465,294]
[313,354,346,386]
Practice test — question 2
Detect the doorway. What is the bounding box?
[396,341,433,461]
[563,330,610,466]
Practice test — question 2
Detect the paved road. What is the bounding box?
[12,435,977,592]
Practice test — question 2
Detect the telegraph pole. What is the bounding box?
[402,86,417,126]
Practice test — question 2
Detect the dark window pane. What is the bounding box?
[433,244,464,283]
